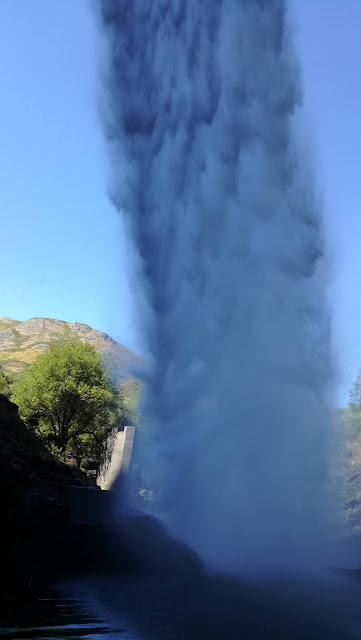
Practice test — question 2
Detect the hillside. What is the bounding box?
[0,317,143,384]
[334,407,361,536]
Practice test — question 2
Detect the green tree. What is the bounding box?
[350,369,361,408]
[118,379,141,427]
[340,369,361,439]
[13,342,119,464]
[0,367,11,397]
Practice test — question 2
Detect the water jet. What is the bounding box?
[99,0,335,574]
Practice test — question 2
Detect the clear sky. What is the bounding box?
[0,0,139,351]
[290,0,361,405]
[0,1,360,406]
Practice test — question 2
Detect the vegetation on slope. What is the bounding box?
[14,342,120,467]
[0,365,11,397]
[335,370,361,535]
[0,317,143,474]
[0,316,143,384]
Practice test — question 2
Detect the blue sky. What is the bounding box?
[0,1,138,351]
[0,1,360,406]
[290,0,361,405]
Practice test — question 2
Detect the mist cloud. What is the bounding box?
[98,0,334,573]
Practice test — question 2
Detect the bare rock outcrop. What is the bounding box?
[0,316,143,383]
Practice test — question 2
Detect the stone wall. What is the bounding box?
[97,426,135,491]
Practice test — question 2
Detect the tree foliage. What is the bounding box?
[0,366,11,398]
[118,379,141,427]
[13,342,119,464]
[337,369,361,439]
[350,369,361,408]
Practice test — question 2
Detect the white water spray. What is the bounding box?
[99,0,334,572]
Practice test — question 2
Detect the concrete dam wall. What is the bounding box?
[97,426,135,492]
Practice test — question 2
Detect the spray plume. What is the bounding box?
[98,0,333,573]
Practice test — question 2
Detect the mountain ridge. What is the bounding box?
[0,316,142,384]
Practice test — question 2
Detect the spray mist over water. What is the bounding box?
[99,0,334,573]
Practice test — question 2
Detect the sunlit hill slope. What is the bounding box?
[0,317,142,384]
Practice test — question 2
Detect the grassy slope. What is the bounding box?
[0,317,143,384]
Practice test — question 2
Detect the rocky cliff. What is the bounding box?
[0,394,94,598]
[0,395,202,602]
[0,317,143,383]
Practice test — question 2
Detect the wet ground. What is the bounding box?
[2,571,361,640]
[0,588,135,640]
[63,572,361,640]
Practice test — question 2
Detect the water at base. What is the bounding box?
[62,572,361,640]
[0,587,136,640]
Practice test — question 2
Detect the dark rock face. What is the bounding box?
[0,395,202,602]
[114,510,203,576]
[0,395,98,598]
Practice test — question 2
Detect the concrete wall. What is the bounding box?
[97,426,135,491]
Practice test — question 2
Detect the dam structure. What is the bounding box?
[97,426,136,492]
